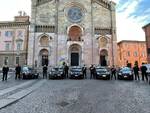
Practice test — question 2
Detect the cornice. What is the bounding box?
[0,22,30,28]
[92,0,116,10]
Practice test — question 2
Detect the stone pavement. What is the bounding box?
[0,79,46,109]
[0,79,150,113]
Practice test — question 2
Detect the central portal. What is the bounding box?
[69,44,81,66]
[39,49,49,66]
[71,53,79,66]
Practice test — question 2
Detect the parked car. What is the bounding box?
[49,67,64,79]
[22,66,39,79]
[117,67,133,80]
[70,66,84,79]
[95,66,110,80]
[143,64,150,76]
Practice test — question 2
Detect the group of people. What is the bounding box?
[89,63,149,81]
[133,63,148,82]
[2,63,149,81]
[2,64,22,81]
[89,64,117,79]
[109,63,149,82]
[42,63,87,79]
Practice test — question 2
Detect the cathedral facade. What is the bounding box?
[28,0,117,67]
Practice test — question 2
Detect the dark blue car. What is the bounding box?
[117,67,133,80]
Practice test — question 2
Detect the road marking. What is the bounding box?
[0,80,36,96]
[0,72,14,81]
[0,80,46,109]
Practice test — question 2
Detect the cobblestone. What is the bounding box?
[0,79,150,113]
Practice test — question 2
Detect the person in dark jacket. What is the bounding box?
[111,65,116,80]
[43,65,48,79]
[2,65,9,81]
[140,63,148,82]
[133,64,140,80]
[89,65,96,79]
[82,65,87,79]
[15,64,21,79]
[64,64,69,78]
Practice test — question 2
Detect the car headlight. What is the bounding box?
[129,72,132,75]
[97,72,100,74]
[118,73,121,75]
[80,72,83,74]
[106,72,110,74]
[49,72,52,74]
[70,72,73,74]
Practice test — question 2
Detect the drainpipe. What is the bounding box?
[110,1,114,66]
[91,0,94,64]
[55,0,59,66]
[33,3,37,68]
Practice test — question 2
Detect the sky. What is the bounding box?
[0,0,149,42]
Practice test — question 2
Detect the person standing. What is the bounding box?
[140,63,148,82]
[133,64,140,80]
[43,65,48,79]
[2,65,9,81]
[111,65,116,80]
[82,65,87,79]
[90,65,95,79]
[64,64,69,78]
[15,64,21,79]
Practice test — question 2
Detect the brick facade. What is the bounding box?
[143,23,150,63]
[117,40,147,67]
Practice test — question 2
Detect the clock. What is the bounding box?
[67,7,83,23]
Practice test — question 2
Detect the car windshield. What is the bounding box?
[96,68,107,72]
[52,68,63,72]
[121,67,131,72]
[71,68,82,72]
[22,67,32,72]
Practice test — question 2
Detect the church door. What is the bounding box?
[71,53,79,66]
[100,55,107,66]
[42,55,48,66]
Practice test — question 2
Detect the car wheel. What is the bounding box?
[117,76,120,80]
[131,76,134,80]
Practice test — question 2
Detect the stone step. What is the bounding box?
[0,80,46,109]
[0,80,36,97]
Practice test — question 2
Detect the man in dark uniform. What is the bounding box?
[111,65,116,80]
[15,64,21,80]
[64,64,69,78]
[82,65,87,79]
[43,65,48,79]
[133,64,140,80]
[140,63,148,82]
[2,65,9,81]
[89,65,95,79]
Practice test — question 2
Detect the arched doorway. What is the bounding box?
[39,49,49,66]
[69,44,82,66]
[100,49,108,66]
[68,25,82,41]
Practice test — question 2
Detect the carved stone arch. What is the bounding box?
[99,36,108,48]
[38,34,52,46]
[67,24,84,41]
